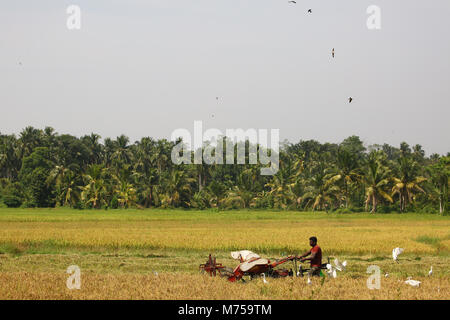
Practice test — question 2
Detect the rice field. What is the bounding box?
[0,208,448,300]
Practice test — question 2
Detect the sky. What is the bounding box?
[0,0,449,155]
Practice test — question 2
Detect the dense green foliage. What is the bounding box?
[0,126,448,213]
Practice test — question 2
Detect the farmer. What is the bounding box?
[299,236,322,277]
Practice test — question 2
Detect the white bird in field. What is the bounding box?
[153,271,158,276]
[392,247,404,263]
[428,266,433,276]
[332,269,337,278]
[334,258,347,271]
[405,278,421,287]
[262,273,268,284]
[385,273,389,278]
[307,276,312,285]
[325,264,333,277]
[325,263,337,278]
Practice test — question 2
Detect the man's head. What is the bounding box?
[309,236,317,247]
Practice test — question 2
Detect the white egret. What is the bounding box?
[262,273,268,284]
[392,247,404,263]
[325,264,333,277]
[428,266,433,276]
[307,277,312,285]
[405,279,421,287]
[334,258,347,271]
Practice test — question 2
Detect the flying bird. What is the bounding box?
[308,9,312,13]
[332,48,335,58]
[348,97,353,103]
[288,1,297,3]
[392,247,404,263]
[334,258,347,271]
[428,266,433,276]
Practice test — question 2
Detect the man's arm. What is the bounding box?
[301,251,316,262]
[298,249,311,260]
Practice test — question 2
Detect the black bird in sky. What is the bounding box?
[332,48,335,58]
[308,9,312,13]
[288,1,297,4]
[348,97,353,103]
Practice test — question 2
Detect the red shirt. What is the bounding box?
[310,245,322,267]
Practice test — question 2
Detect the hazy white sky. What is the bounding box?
[1,0,449,155]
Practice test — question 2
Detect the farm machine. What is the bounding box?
[199,250,331,282]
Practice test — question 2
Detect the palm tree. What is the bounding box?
[47,165,80,207]
[111,135,132,166]
[162,169,195,207]
[133,137,160,207]
[80,164,109,209]
[81,133,103,164]
[363,151,393,213]
[0,134,21,180]
[206,179,227,209]
[426,156,449,214]
[112,164,136,208]
[18,126,43,158]
[328,148,361,208]
[302,163,340,211]
[265,155,303,209]
[391,156,427,212]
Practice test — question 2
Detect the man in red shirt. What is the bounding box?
[299,236,322,277]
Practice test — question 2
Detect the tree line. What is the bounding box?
[0,126,448,214]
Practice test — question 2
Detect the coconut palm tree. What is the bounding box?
[391,156,427,212]
[47,165,81,207]
[363,151,393,213]
[80,164,109,209]
[426,156,449,214]
[328,148,361,208]
[302,162,340,211]
[111,135,132,166]
[265,155,303,209]
[0,134,21,180]
[162,169,195,207]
